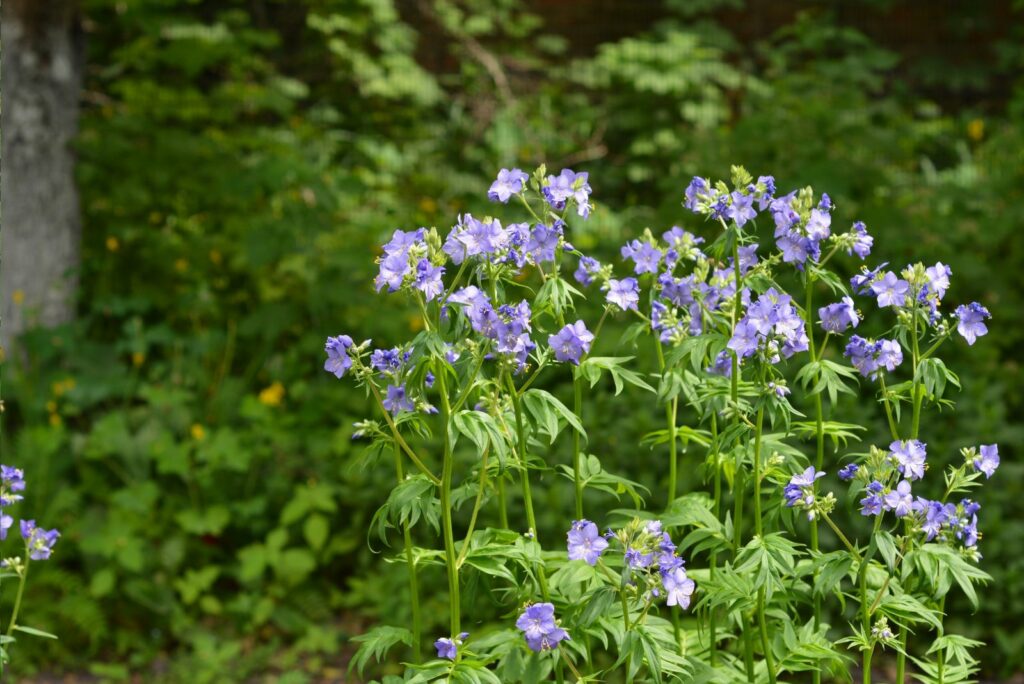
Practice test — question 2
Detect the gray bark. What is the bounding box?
[1,0,83,353]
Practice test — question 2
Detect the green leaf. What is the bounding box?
[349,626,414,677]
[578,357,655,395]
[12,625,58,640]
[303,513,330,552]
[522,388,585,442]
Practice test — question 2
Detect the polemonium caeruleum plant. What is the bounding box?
[0,466,61,675]
[329,164,997,683]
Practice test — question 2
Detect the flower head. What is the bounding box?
[549,321,595,366]
[819,297,859,333]
[543,169,592,218]
[606,278,640,311]
[661,567,696,609]
[838,463,859,481]
[20,520,60,561]
[972,444,999,478]
[574,256,602,286]
[621,240,662,275]
[883,480,914,517]
[783,467,826,519]
[890,440,927,481]
[324,335,354,379]
[955,303,990,345]
[488,168,529,203]
[860,481,885,516]
[516,603,569,652]
[566,519,609,565]
[383,384,415,415]
[871,272,910,308]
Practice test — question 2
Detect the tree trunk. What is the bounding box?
[1,0,83,353]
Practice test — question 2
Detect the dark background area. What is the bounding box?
[1,0,1022,681]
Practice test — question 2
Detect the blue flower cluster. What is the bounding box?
[843,442,999,559]
[568,518,696,610]
[728,287,809,362]
[783,466,826,520]
[1,465,59,558]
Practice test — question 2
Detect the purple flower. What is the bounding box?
[516,603,568,652]
[625,547,654,569]
[917,498,948,540]
[727,191,757,227]
[806,208,832,242]
[659,273,696,307]
[871,272,910,308]
[884,480,914,517]
[20,520,59,561]
[381,228,424,258]
[0,513,12,541]
[783,467,826,519]
[877,340,903,371]
[727,319,760,358]
[549,321,595,365]
[414,259,445,302]
[488,168,529,203]
[851,263,888,295]
[526,222,563,263]
[707,350,733,377]
[684,177,709,212]
[844,336,902,378]
[435,637,458,660]
[661,567,696,609]
[324,335,354,378]
[383,384,415,415]
[972,444,999,478]
[566,519,609,565]
[860,481,885,516]
[543,169,592,218]
[370,348,402,373]
[819,297,859,333]
[1,466,25,506]
[890,440,927,481]
[606,278,640,312]
[574,256,602,286]
[849,221,873,259]
[374,253,409,292]
[838,463,859,481]
[621,240,662,275]
[955,303,990,345]
[924,262,952,300]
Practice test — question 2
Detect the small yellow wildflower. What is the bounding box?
[106,236,120,252]
[967,119,984,142]
[258,382,285,407]
[12,290,25,306]
[191,424,206,441]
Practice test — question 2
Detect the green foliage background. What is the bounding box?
[2,0,1022,680]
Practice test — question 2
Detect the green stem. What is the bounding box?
[863,645,873,684]
[709,412,720,666]
[653,336,680,505]
[729,237,745,556]
[911,309,923,440]
[436,370,461,635]
[896,630,907,683]
[368,381,441,485]
[752,401,777,683]
[806,277,825,679]
[496,477,509,529]
[506,372,550,600]
[572,368,584,519]
[878,375,901,442]
[393,444,422,662]
[5,557,29,638]
[457,446,491,566]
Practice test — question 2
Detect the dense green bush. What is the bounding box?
[2,0,1021,679]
